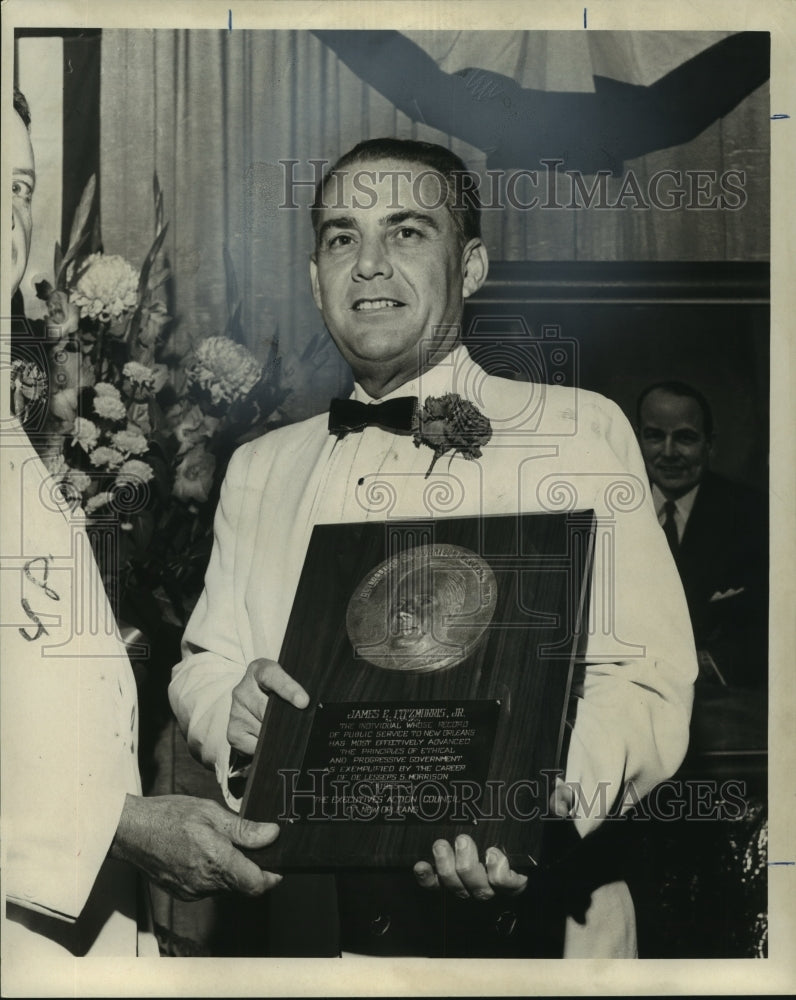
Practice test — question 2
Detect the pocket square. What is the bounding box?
[709,586,745,602]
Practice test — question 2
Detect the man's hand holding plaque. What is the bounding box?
[228,658,310,758]
[413,781,576,901]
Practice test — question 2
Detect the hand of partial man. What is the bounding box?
[111,794,284,901]
[227,657,310,756]
[413,781,575,900]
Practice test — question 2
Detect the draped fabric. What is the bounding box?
[99,30,769,422]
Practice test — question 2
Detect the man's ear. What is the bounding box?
[461,239,489,299]
[309,254,323,311]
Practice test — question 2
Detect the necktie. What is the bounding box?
[328,396,418,437]
[662,499,679,558]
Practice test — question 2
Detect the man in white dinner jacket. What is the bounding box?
[170,138,697,958]
[2,88,285,988]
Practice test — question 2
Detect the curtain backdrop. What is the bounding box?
[99,30,769,421]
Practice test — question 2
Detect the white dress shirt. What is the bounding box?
[652,482,700,543]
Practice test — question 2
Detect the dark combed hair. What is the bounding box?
[637,381,714,438]
[14,86,31,128]
[311,138,482,249]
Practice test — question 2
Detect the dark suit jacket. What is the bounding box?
[674,471,768,688]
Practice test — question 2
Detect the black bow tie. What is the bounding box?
[328,396,418,437]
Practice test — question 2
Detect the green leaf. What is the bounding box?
[53,243,64,287]
[153,172,164,235]
[66,175,96,259]
[138,223,169,300]
[147,265,170,292]
[223,244,239,321]
[90,215,102,255]
[128,224,169,344]
[56,230,93,288]
[226,302,245,346]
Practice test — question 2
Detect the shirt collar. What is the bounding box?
[652,481,701,519]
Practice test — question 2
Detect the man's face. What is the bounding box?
[392,591,437,649]
[309,158,487,395]
[11,110,35,297]
[638,389,712,499]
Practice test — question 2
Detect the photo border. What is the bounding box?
[2,1,793,996]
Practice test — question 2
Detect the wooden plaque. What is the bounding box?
[242,510,595,870]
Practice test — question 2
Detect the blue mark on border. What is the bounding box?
[770,113,790,120]
[228,9,232,31]
[768,860,795,866]
[583,8,587,28]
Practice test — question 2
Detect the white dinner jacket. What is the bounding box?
[170,344,698,957]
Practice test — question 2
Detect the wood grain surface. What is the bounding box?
[243,510,595,870]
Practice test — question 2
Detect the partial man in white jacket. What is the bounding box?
[169,138,697,958]
[2,87,284,990]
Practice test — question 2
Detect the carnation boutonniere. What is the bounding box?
[412,393,492,478]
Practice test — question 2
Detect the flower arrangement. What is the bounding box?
[28,175,291,627]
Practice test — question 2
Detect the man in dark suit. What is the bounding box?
[637,381,768,689]
[631,383,768,960]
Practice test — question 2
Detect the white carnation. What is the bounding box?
[187,336,261,405]
[71,253,139,322]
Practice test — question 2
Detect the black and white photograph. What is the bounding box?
[2,1,793,996]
